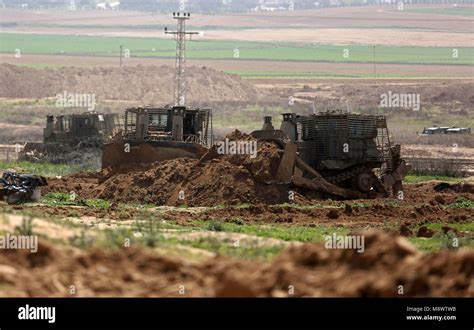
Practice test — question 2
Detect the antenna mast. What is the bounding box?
[165,12,198,106]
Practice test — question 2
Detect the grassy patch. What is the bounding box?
[97,223,281,260]
[0,161,86,177]
[425,222,474,232]
[182,236,284,260]
[41,192,110,209]
[118,202,157,210]
[403,175,463,184]
[277,203,326,210]
[409,233,474,252]
[41,192,76,206]
[84,199,110,209]
[193,220,349,242]
[410,221,474,252]
[14,216,35,236]
[402,7,474,17]
[447,197,474,209]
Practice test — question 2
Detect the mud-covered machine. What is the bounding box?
[19,112,119,163]
[102,105,213,168]
[251,112,410,199]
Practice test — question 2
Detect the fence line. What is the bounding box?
[0,144,24,162]
[404,156,474,176]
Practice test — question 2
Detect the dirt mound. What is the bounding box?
[0,63,260,103]
[403,181,474,205]
[0,231,472,297]
[244,231,473,297]
[45,131,297,206]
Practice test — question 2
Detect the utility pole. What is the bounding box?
[373,45,376,85]
[165,12,198,106]
[119,45,123,67]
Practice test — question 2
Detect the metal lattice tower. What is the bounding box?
[165,12,198,106]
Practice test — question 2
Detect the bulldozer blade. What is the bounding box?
[250,129,290,148]
[276,143,297,183]
[102,140,208,169]
[382,160,411,190]
[295,157,323,179]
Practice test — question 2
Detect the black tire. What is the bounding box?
[6,193,23,205]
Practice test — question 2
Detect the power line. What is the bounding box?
[165,12,198,106]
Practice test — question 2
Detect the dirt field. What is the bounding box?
[37,178,474,226]
[2,54,473,78]
[4,26,472,47]
[0,230,472,297]
[0,173,473,297]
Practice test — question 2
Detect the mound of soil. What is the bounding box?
[0,64,261,103]
[0,231,472,297]
[45,131,301,206]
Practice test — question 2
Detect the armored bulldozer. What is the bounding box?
[19,112,119,164]
[102,105,213,168]
[252,112,410,199]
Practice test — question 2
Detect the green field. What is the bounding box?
[403,7,474,16]
[1,33,473,65]
[228,70,461,79]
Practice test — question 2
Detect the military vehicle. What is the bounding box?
[420,126,471,135]
[19,112,119,164]
[102,106,406,199]
[101,105,213,168]
[251,112,409,198]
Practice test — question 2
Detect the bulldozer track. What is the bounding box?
[326,165,367,184]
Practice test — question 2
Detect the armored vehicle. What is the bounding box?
[252,112,409,198]
[19,112,119,164]
[101,105,213,168]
